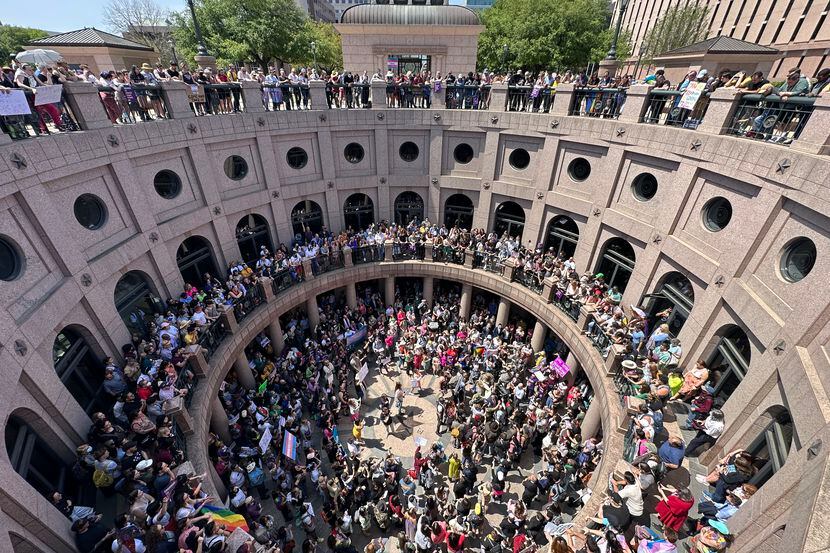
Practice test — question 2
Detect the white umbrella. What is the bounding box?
[15,49,63,66]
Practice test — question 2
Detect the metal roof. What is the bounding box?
[28,28,154,51]
[340,4,480,25]
[663,36,779,56]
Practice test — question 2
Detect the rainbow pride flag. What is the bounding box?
[200,504,249,531]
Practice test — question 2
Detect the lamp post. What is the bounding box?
[186,0,210,58]
[165,18,179,65]
[311,41,317,72]
[605,0,628,61]
[501,44,509,74]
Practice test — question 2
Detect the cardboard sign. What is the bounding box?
[357,362,369,383]
[677,81,706,111]
[0,89,31,115]
[259,427,272,453]
[187,84,205,103]
[414,436,428,448]
[552,357,570,378]
[34,84,62,106]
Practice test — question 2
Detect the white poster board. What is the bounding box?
[0,90,31,115]
[259,426,272,453]
[677,82,705,111]
[357,362,369,382]
[34,84,63,106]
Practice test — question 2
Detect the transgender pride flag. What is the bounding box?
[282,430,298,460]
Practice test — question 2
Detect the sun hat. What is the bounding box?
[621,360,637,370]
[136,459,153,471]
[141,63,153,70]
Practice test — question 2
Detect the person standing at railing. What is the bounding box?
[14,63,65,134]
[278,68,293,111]
[139,63,168,119]
[263,69,283,110]
[809,68,830,97]
[98,71,123,124]
[748,67,809,139]
[298,68,310,109]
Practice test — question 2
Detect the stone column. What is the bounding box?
[385,276,395,307]
[63,81,112,130]
[696,88,742,135]
[792,95,830,156]
[302,258,314,281]
[306,296,320,334]
[268,318,285,355]
[502,257,517,282]
[240,80,265,113]
[340,283,355,312]
[489,82,508,111]
[234,352,256,389]
[531,320,547,352]
[371,79,386,109]
[210,395,232,443]
[496,298,511,326]
[581,399,602,440]
[309,80,328,110]
[384,239,394,261]
[464,248,475,269]
[541,276,557,303]
[618,84,653,123]
[550,83,575,116]
[159,81,196,119]
[459,283,473,320]
[423,276,434,307]
[343,246,354,267]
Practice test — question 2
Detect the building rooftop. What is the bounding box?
[340,4,480,25]
[662,35,779,56]
[28,27,154,51]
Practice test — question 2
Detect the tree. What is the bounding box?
[640,4,709,65]
[103,0,172,61]
[294,21,342,73]
[171,0,310,69]
[0,25,49,65]
[477,0,616,73]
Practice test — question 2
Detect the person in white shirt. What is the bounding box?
[687,409,725,456]
[612,471,645,522]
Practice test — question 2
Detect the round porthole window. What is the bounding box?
[344,143,364,164]
[153,170,182,199]
[0,235,23,281]
[399,142,419,162]
[702,197,733,232]
[73,194,107,230]
[453,143,474,164]
[509,148,530,170]
[224,155,248,180]
[632,172,658,201]
[567,157,591,182]
[286,147,308,169]
[780,237,816,282]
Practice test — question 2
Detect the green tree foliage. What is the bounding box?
[589,29,633,65]
[477,0,616,72]
[171,0,312,69]
[294,21,343,73]
[0,25,49,65]
[640,4,710,64]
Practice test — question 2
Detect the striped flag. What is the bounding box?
[282,430,298,460]
[200,504,249,531]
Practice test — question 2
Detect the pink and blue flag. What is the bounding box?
[282,430,298,460]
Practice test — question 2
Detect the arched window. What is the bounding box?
[343,193,375,231]
[291,200,325,237]
[708,325,751,402]
[53,328,108,414]
[6,414,76,500]
[444,194,474,229]
[544,215,579,259]
[644,271,695,336]
[595,238,636,293]
[747,408,794,487]
[235,214,273,263]
[493,201,525,240]
[394,191,425,225]
[114,271,159,338]
[176,236,219,287]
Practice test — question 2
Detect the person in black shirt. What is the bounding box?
[166,62,180,80]
[72,518,114,553]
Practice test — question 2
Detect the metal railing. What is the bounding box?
[552,291,581,322]
[353,245,384,264]
[1,88,81,140]
[392,241,426,261]
[261,83,312,111]
[472,252,505,275]
[177,358,198,409]
[445,84,491,110]
[195,83,243,115]
[326,82,371,109]
[570,87,627,119]
[311,251,345,275]
[232,283,265,323]
[588,327,613,359]
[432,245,466,264]
[507,85,554,113]
[513,267,545,294]
[725,94,815,146]
[96,82,170,124]
[198,316,230,362]
[383,83,438,109]
[641,89,710,129]
[271,266,304,296]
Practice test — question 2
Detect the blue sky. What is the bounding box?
[4,0,467,33]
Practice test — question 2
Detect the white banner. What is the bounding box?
[34,84,63,106]
[259,426,272,453]
[0,89,31,115]
[357,362,369,382]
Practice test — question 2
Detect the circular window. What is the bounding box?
[153,170,182,199]
[344,143,364,164]
[702,197,733,232]
[632,172,658,201]
[399,142,419,162]
[453,143,474,164]
[224,155,248,180]
[286,147,308,170]
[509,148,530,170]
[0,236,23,281]
[780,237,816,282]
[73,194,107,230]
[567,157,591,181]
